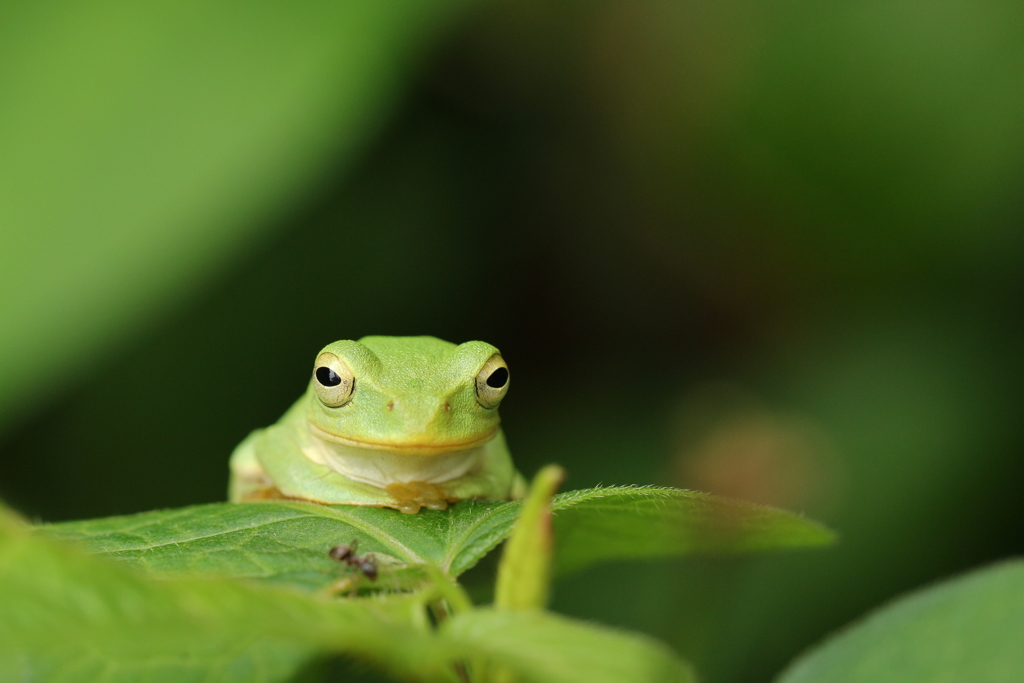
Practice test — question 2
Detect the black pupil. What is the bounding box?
[486,367,509,388]
[316,366,342,387]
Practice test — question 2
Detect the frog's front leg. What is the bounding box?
[382,441,526,513]
[228,432,281,501]
[383,481,453,513]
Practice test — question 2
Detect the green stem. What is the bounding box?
[422,565,479,683]
[423,563,473,616]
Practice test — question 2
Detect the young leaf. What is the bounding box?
[43,486,833,591]
[1,504,461,683]
[444,608,696,683]
[776,559,1024,683]
[495,465,564,610]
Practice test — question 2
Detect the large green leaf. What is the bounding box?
[43,487,833,590]
[0,504,458,683]
[0,0,468,429]
[4,501,701,683]
[445,608,696,683]
[45,498,519,591]
[776,559,1024,683]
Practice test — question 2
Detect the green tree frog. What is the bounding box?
[229,336,526,513]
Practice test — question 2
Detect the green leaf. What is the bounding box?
[495,465,564,610]
[0,0,469,429]
[4,500,701,683]
[43,499,521,591]
[548,486,835,575]
[776,560,1024,683]
[42,487,833,591]
[0,502,460,683]
[445,608,696,683]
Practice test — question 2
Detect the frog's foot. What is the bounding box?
[510,471,529,500]
[238,485,293,501]
[385,481,457,514]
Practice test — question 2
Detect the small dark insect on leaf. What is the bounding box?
[329,543,354,562]
[359,558,378,582]
[328,539,376,581]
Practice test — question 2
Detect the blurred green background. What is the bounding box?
[2,1,1023,681]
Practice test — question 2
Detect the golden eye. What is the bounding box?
[312,352,354,407]
[475,353,509,409]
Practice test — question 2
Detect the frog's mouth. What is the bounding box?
[303,426,496,488]
[306,424,498,457]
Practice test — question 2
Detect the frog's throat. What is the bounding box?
[306,423,498,457]
[302,428,491,489]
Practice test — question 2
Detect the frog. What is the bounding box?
[228,336,527,513]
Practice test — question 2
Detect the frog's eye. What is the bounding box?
[475,354,509,409]
[313,352,355,408]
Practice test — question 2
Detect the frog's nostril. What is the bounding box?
[386,401,394,411]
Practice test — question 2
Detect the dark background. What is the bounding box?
[2,1,1024,681]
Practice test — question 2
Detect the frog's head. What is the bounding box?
[304,336,509,456]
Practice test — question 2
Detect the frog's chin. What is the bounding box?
[302,429,490,489]
[306,423,497,456]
